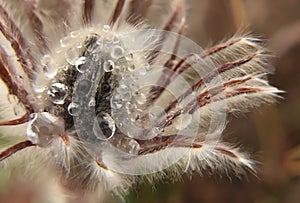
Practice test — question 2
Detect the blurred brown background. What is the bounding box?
[126,0,300,203]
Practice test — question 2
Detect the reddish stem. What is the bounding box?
[0,140,36,161]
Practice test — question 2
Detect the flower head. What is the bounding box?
[0,0,281,202]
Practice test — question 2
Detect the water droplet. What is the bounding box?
[128,64,135,71]
[91,53,100,62]
[75,56,87,73]
[111,45,124,59]
[128,139,140,154]
[139,67,147,75]
[130,109,143,123]
[150,127,161,137]
[88,98,96,108]
[47,83,68,105]
[148,106,166,125]
[111,94,123,109]
[70,30,81,38]
[41,55,57,78]
[76,42,83,49]
[68,102,80,116]
[93,113,116,140]
[117,84,132,101]
[65,48,78,65]
[174,113,193,130]
[32,83,46,93]
[103,25,111,33]
[125,53,133,61]
[60,36,73,47]
[136,93,147,105]
[103,60,115,72]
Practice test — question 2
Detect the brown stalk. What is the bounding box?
[110,0,126,26]
[83,0,95,24]
[163,52,258,115]
[0,5,35,78]
[147,0,183,64]
[0,45,34,113]
[147,18,186,104]
[126,0,153,24]
[21,0,49,52]
[0,140,36,161]
[0,114,33,126]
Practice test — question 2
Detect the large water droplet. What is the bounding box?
[103,60,115,72]
[88,98,96,108]
[128,64,135,71]
[60,36,73,47]
[128,139,140,154]
[75,56,88,73]
[174,113,193,130]
[103,25,111,33]
[68,102,80,116]
[136,93,147,105]
[117,84,132,101]
[111,94,123,109]
[47,83,68,105]
[93,113,116,140]
[148,106,166,125]
[70,30,81,38]
[125,53,133,61]
[111,45,124,59]
[65,48,78,65]
[41,55,57,78]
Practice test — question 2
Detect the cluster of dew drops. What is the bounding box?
[34,25,160,154]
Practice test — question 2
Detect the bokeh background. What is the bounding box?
[1,0,300,203]
[126,0,300,203]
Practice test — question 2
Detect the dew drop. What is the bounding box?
[93,113,116,140]
[136,93,147,105]
[103,25,111,33]
[125,53,133,61]
[117,84,132,101]
[75,56,87,73]
[68,102,80,116]
[149,127,161,137]
[32,84,46,93]
[91,53,100,62]
[148,106,166,125]
[128,64,135,71]
[88,98,96,108]
[111,45,124,59]
[111,94,123,109]
[60,36,73,47]
[174,113,193,130]
[139,67,147,75]
[47,83,68,105]
[128,139,140,154]
[41,55,57,78]
[65,48,78,65]
[70,30,81,38]
[103,60,115,72]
